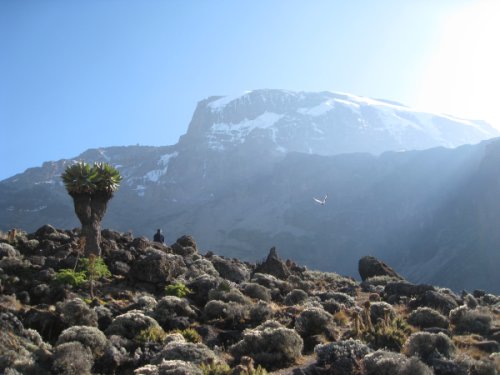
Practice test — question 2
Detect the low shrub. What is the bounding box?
[284,289,308,306]
[136,325,167,344]
[294,307,335,338]
[59,298,98,327]
[55,269,87,287]
[408,307,449,329]
[363,350,433,375]
[362,316,413,352]
[403,332,456,363]
[230,320,303,370]
[199,362,231,375]
[56,325,108,357]
[174,328,202,343]
[52,341,94,375]
[315,339,371,374]
[165,282,192,298]
[449,307,492,335]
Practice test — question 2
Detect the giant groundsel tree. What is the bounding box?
[62,161,122,256]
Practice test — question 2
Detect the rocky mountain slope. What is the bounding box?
[1,90,500,293]
[0,227,499,374]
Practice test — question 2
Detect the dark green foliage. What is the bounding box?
[62,161,122,196]
[61,161,122,257]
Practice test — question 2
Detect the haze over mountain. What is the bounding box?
[1,89,499,293]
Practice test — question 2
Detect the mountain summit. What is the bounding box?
[181,89,498,155]
[1,89,500,293]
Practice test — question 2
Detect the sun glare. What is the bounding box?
[416,0,500,128]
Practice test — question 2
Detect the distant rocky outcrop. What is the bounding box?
[358,255,404,281]
[254,247,291,280]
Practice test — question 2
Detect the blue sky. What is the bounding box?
[1,0,498,180]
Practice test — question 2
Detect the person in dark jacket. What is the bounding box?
[153,229,164,244]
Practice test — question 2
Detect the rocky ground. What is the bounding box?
[0,225,498,375]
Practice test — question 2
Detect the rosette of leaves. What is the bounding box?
[62,161,122,256]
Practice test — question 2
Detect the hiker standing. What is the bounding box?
[153,229,165,244]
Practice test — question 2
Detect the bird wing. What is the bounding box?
[313,197,323,204]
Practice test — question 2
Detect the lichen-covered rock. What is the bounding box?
[152,296,197,330]
[105,311,162,340]
[58,298,98,327]
[171,235,198,257]
[129,249,186,284]
[184,259,219,280]
[230,320,303,370]
[174,235,198,250]
[210,255,250,283]
[186,274,221,306]
[153,340,217,365]
[315,339,371,375]
[408,307,449,329]
[56,325,108,358]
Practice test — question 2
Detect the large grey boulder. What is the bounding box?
[105,311,162,340]
[209,255,250,283]
[129,249,186,284]
[358,256,403,281]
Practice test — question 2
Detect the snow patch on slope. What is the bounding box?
[144,151,179,182]
[209,91,253,111]
[207,112,284,150]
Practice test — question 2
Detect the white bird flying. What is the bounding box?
[313,194,328,205]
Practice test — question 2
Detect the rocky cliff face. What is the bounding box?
[1,89,499,293]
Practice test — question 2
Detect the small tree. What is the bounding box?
[62,161,121,256]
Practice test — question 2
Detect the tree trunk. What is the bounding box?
[71,192,110,257]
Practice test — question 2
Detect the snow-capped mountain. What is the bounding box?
[2,89,500,293]
[182,89,498,155]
